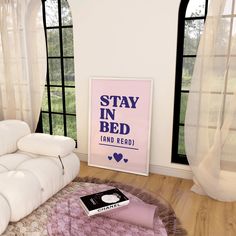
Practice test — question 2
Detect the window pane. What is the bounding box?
[230,18,236,55]
[227,58,236,93]
[206,57,227,93]
[45,0,59,27]
[52,114,64,136]
[67,115,77,139]
[41,0,76,141]
[65,88,76,114]
[173,0,210,164]
[215,18,230,55]
[178,126,186,155]
[62,28,73,56]
[42,87,48,111]
[64,58,74,86]
[184,19,204,55]
[222,130,236,163]
[42,113,50,134]
[223,94,236,129]
[223,0,233,15]
[61,0,73,26]
[186,0,206,17]
[182,57,196,90]
[49,59,61,85]
[180,93,188,124]
[47,29,60,57]
[50,87,63,112]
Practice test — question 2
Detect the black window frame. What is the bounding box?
[37,0,76,143]
[172,0,209,164]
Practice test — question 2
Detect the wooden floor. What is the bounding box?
[79,161,236,236]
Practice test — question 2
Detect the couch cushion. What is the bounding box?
[0,165,7,174]
[17,133,75,157]
[0,153,31,171]
[0,120,31,156]
[0,170,42,222]
[0,194,10,235]
[46,153,80,187]
[17,157,64,203]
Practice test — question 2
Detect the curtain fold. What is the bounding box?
[0,0,46,131]
[185,0,236,201]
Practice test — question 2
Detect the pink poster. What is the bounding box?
[88,78,152,175]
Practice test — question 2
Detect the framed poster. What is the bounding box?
[88,77,153,176]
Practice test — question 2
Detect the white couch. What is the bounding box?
[0,120,80,234]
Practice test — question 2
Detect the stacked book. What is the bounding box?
[79,188,129,216]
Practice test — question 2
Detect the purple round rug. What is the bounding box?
[47,177,186,236]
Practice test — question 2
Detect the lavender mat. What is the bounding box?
[3,180,186,236]
[47,183,166,236]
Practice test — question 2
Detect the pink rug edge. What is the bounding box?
[73,176,187,236]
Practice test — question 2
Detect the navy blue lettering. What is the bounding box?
[119,123,130,135]
[129,96,139,108]
[100,95,109,106]
[110,95,121,107]
[119,97,129,108]
[100,108,115,120]
[100,121,109,132]
[99,122,130,134]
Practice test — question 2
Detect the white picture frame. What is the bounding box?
[88,77,153,176]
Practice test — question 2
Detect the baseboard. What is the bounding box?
[74,151,193,180]
[75,152,88,162]
[149,164,193,179]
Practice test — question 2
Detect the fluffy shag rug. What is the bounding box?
[75,177,187,236]
[2,177,187,236]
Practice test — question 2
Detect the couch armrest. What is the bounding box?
[17,133,75,157]
[0,120,31,156]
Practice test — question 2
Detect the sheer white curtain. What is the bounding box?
[185,0,236,201]
[0,0,46,131]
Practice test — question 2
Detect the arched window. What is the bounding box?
[172,0,209,164]
[38,0,76,141]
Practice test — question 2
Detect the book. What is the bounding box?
[79,188,129,216]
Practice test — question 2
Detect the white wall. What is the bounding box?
[68,0,192,179]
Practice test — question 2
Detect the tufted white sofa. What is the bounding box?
[0,120,80,234]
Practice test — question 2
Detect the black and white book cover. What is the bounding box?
[79,188,129,216]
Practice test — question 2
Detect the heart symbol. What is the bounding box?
[108,156,112,160]
[124,159,128,163]
[113,153,123,162]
